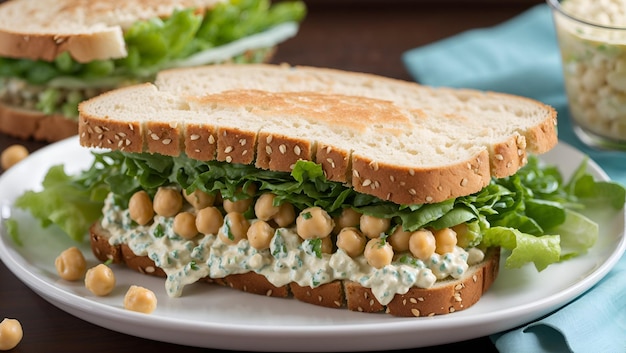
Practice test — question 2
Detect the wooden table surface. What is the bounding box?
[0,1,544,352]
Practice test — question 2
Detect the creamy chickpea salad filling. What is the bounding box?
[100,185,485,305]
[552,0,626,142]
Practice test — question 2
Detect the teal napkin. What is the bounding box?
[403,4,626,353]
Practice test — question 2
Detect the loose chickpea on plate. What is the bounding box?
[55,246,87,281]
[124,285,157,314]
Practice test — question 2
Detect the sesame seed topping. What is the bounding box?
[495,154,504,161]
[454,284,463,290]
[226,156,233,163]
[426,196,434,202]
[239,139,246,146]
[369,161,379,171]
[294,146,301,156]
[224,146,233,153]
[266,290,273,296]
[411,309,420,317]
[362,179,372,187]
[409,169,415,176]
[449,307,456,313]
[517,149,523,156]
[353,170,360,178]
[334,301,341,307]
[128,123,134,131]
[389,175,395,182]
[242,150,248,155]
[472,275,477,282]
[374,181,380,189]
[326,146,332,154]
[150,133,159,140]
[118,132,126,137]
[94,126,103,134]
[460,178,468,187]
[279,144,287,154]
[194,149,200,153]
[266,146,272,155]
[408,188,416,195]
[190,134,200,141]
[162,138,172,145]
[118,140,123,147]
[208,135,215,144]
[409,298,418,304]
[106,139,113,145]
[418,297,424,302]
[326,158,335,168]
[98,134,103,140]
[266,135,273,144]
[145,266,155,273]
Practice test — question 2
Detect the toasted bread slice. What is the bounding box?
[79,63,557,205]
[89,221,500,317]
[0,0,222,62]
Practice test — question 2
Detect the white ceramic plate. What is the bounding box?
[0,137,624,352]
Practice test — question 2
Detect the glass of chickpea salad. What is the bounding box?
[548,0,626,150]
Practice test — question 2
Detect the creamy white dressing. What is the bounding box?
[101,193,483,305]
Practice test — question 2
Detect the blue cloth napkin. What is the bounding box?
[403,4,626,353]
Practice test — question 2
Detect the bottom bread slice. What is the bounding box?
[89,222,500,317]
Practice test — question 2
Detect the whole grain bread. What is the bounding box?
[0,0,222,63]
[89,221,500,317]
[79,63,558,205]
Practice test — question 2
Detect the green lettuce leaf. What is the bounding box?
[13,150,625,273]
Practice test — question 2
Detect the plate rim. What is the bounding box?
[1,136,624,351]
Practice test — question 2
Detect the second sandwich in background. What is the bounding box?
[0,0,306,142]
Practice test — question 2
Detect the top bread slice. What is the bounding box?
[0,0,222,63]
[78,63,558,206]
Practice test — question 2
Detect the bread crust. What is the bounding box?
[89,221,500,317]
[79,64,558,205]
[0,102,77,142]
[0,0,222,63]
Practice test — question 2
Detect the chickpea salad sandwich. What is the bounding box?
[0,0,305,142]
[11,64,626,317]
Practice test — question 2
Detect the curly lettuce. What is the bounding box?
[14,150,625,273]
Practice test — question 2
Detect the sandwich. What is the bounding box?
[0,0,305,142]
[14,64,624,317]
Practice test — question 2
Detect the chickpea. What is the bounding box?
[153,187,183,217]
[409,229,436,260]
[363,238,394,269]
[183,189,215,210]
[55,246,87,281]
[196,206,224,235]
[333,208,361,233]
[254,193,280,221]
[84,264,116,296]
[320,236,333,254]
[247,220,275,250]
[1,144,28,170]
[124,285,157,314]
[336,227,366,257]
[128,190,154,225]
[388,226,411,252]
[173,212,198,239]
[359,214,390,239]
[223,184,256,213]
[273,202,296,227]
[218,212,250,245]
[296,207,335,240]
[0,318,23,351]
[452,223,471,248]
[434,227,458,255]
